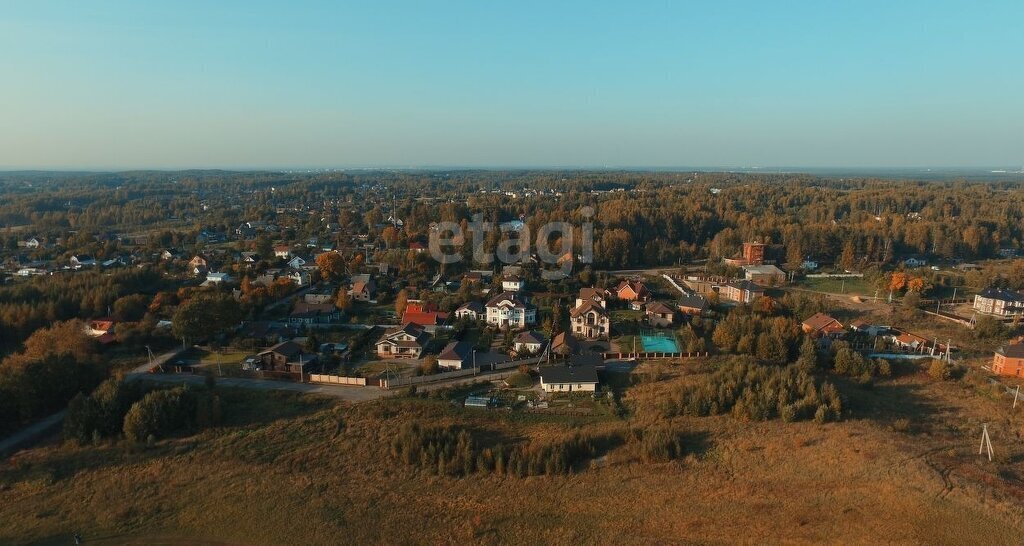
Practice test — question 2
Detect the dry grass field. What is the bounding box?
[2,360,1024,545]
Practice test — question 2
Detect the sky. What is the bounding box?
[1,1,1022,170]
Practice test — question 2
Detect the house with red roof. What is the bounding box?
[84,318,117,344]
[402,302,449,326]
[801,313,845,338]
[615,279,650,302]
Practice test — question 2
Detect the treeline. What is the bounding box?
[660,358,843,423]
[0,268,166,349]
[0,170,293,231]
[711,312,802,364]
[8,170,1024,272]
[0,321,106,435]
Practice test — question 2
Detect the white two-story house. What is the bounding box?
[485,291,537,330]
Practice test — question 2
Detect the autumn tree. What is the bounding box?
[172,293,243,345]
[112,294,150,322]
[335,288,351,311]
[598,229,633,269]
[348,253,366,276]
[2,320,100,372]
[906,277,927,294]
[796,335,819,373]
[752,296,775,316]
[755,333,788,365]
[395,289,409,317]
[839,241,856,270]
[888,272,908,292]
[712,320,739,353]
[382,226,400,248]
[315,252,345,281]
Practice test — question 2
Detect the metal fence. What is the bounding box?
[600,351,708,360]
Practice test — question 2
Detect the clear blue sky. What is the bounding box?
[2,1,1022,170]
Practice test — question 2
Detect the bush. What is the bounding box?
[972,316,1006,340]
[419,356,439,376]
[633,428,687,463]
[123,387,194,442]
[502,433,618,476]
[390,422,478,477]
[832,345,891,378]
[391,422,621,477]
[504,371,533,388]
[64,377,145,443]
[928,359,954,381]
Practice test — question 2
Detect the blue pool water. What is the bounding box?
[641,334,680,352]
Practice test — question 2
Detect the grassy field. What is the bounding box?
[177,347,251,366]
[800,276,876,296]
[3,361,1024,545]
[610,309,643,322]
[353,360,419,378]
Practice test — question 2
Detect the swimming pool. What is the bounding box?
[640,333,680,352]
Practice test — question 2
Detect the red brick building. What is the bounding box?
[993,341,1024,377]
[742,242,765,265]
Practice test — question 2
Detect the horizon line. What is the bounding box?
[1,165,1023,175]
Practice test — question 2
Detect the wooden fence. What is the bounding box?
[308,374,367,386]
[922,309,973,327]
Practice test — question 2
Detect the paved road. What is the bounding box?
[414,370,520,393]
[135,373,391,403]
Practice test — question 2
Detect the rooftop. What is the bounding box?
[540,362,599,385]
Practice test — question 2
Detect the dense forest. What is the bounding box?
[3,170,1023,270]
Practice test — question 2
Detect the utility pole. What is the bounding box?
[146,345,160,373]
[979,424,994,462]
[1014,385,1020,409]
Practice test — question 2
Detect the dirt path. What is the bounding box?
[0,410,65,458]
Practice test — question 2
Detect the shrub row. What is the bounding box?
[390,422,625,477]
[64,379,222,444]
[661,357,842,423]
